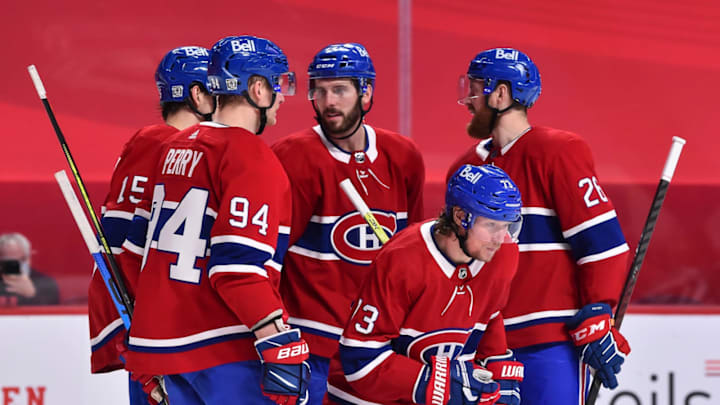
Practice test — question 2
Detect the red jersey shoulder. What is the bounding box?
[120,124,177,159]
[522,126,592,159]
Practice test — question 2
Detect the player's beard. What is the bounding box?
[321,102,362,138]
[466,106,497,140]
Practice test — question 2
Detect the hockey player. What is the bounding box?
[271,42,426,403]
[326,164,525,405]
[87,45,214,404]
[117,35,309,404]
[447,48,631,404]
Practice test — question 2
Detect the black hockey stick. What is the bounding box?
[586,136,686,405]
[29,65,170,404]
[27,65,134,320]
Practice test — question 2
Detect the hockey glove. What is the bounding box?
[414,356,500,405]
[567,303,631,389]
[254,328,311,405]
[117,341,168,405]
[130,373,167,405]
[477,351,523,405]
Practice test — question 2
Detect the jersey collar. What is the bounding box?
[313,124,378,164]
[420,221,485,279]
[474,128,530,160]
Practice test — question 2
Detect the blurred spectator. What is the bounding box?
[0,232,59,306]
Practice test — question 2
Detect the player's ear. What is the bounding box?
[452,207,465,228]
[361,83,373,106]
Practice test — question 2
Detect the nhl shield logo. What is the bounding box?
[330,210,398,265]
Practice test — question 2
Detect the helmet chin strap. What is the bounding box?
[243,91,277,135]
[484,95,516,134]
[185,85,216,122]
[450,212,475,262]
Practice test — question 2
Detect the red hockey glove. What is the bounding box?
[478,351,523,405]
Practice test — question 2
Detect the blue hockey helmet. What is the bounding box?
[207,35,295,97]
[308,43,376,98]
[464,48,541,108]
[155,46,211,102]
[446,164,522,230]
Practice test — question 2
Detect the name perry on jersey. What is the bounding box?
[161,148,204,178]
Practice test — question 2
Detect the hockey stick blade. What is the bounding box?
[586,136,686,405]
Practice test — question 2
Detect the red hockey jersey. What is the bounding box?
[271,125,425,359]
[120,122,292,375]
[446,126,629,349]
[326,221,519,405]
[89,123,177,373]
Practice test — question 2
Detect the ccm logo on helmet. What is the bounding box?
[181,47,209,57]
[495,49,519,61]
[277,343,310,360]
[231,39,256,53]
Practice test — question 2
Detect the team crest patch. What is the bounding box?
[330,210,398,265]
[406,329,470,363]
[171,85,184,98]
[226,78,238,91]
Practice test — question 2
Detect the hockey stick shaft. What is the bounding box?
[55,170,132,328]
[339,178,390,244]
[27,65,134,319]
[586,136,686,405]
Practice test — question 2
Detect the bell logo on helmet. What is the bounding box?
[231,39,256,53]
[459,166,482,184]
[182,47,209,57]
[495,49,519,61]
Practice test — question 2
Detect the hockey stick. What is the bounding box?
[55,170,132,328]
[586,136,686,405]
[27,65,134,320]
[339,178,390,244]
[55,170,170,404]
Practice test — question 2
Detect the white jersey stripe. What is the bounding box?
[309,215,340,224]
[122,240,144,256]
[521,207,557,216]
[577,243,629,265]
[129,324,250,348]
[562,210,618,238]
[287,245,339,261]
[211,235,275,256]
[344,350,393,382]
[288,317,344,336]
[102,210,135,220]
[518,243,570,252]
[208,264,268,278]
[90,318,124,346]
[339,336,391,349]
[396,211,408,220]
[327,384,383,405]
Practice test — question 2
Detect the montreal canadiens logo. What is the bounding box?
[330,210,398,265]
[406,329,470,363]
